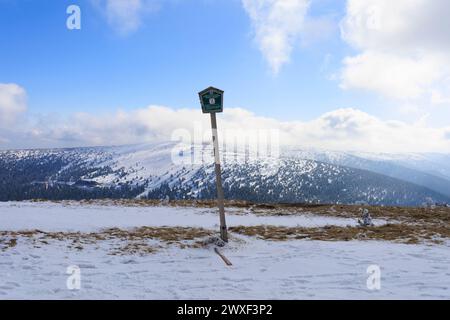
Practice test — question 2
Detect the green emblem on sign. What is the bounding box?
[199,87,224,114]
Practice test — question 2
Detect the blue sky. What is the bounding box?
[0,0,375,120]
[0,0,449,152]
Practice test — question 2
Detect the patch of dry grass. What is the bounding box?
[229,223,449,244]
[5,200,449,250]
[0,237,17,251]
[0,227,213,255]
[110,242,156,256]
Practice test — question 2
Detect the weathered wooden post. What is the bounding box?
[198,87,228,242]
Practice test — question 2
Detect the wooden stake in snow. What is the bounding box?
[199,87,228,243]
[214,247,232,266]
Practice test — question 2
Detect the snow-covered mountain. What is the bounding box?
[1,142,449,206]
[284,148,450,198]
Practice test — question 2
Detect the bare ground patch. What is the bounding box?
[229,223,450,244]
[0,237,17,251]
[0,227,214,256]
[2,221,448,256]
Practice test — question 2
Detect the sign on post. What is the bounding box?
[199,87,224,114]
[198,86,228,242]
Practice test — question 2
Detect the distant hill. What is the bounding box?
[0,142,449,206]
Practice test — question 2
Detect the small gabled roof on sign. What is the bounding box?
[198,86,224,96]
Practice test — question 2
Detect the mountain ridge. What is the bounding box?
[1,142,449,206]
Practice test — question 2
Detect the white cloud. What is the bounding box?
[2,105,448,153]
[242,0,310,74]
[340,0,450,102]
[93,0,159,35]
[0,83,27,128]
[34,106,207,147]
[294,108,450,153]
[0,85,448,153]
[341,52,444,99]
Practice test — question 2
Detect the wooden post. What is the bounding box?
[210,112,228,242]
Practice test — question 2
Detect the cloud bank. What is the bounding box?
[340,0,450,103]
[0,84,448,153]
[0,83,27,128]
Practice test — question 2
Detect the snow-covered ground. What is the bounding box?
[0,202,449,299]
[0,201,384,232]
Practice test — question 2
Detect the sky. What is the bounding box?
[0,0,450,152]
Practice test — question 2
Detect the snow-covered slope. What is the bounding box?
[0,202,448,299]
[0,142,449,206]
[284,148,450,197]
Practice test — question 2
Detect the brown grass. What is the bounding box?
[110,242,156,256]
[229,223,449,244]
[4,200,449,251]
[0,237,17,251]
[0,227,213,255]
